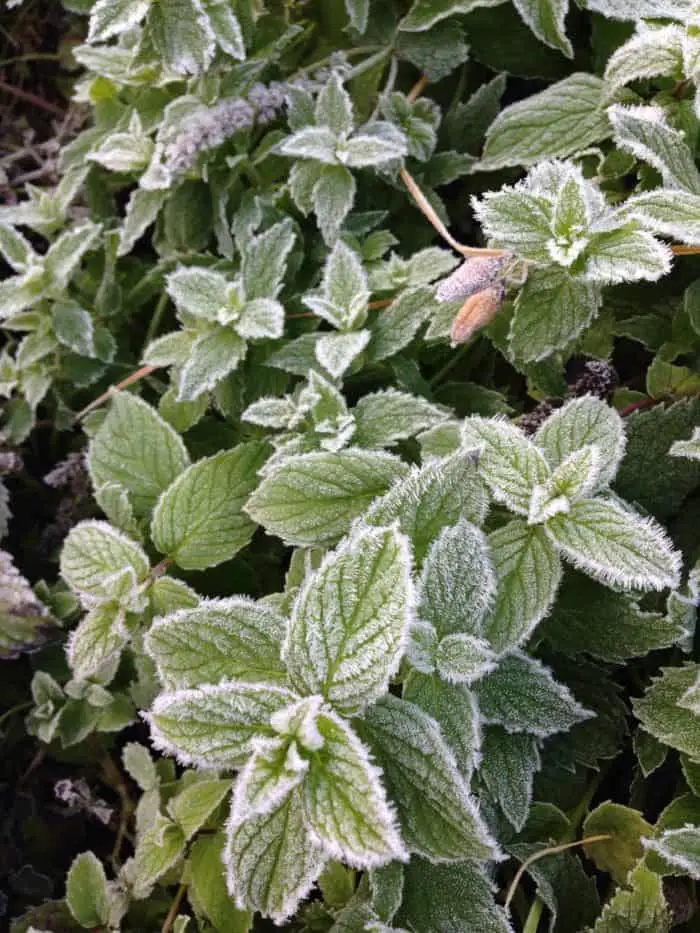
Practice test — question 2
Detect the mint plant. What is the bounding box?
[1,0,700,931]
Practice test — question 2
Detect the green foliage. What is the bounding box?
[2,0,700,930]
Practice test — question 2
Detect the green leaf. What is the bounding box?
[122,742,158,791]
[224,788,326,922]
[472,190,552,262]
[130,813,186,898]
[344,0,369,31]
[645,826,700,880]
[286,524,413,714]
[66,851,110,928]
[118,188,168,256]
[396,19,469,83]
[461,416,550,514]
[149,576,199,616]
[545,497,681,591]
[0,549,58,660]
[475,650,592,737]
[482,520,562,653]
[608,104,700,194]
[44,221,101,288]
[316,329,370,378]
[633,664,700,759]
[88,0,148,40]
[512,0,572,57]
[588,862,671,933]
[60,520,150,603]
[583,802,653,883]
[542,571,685,662]
[342,125,407,168]
[510,266,603,364]
[634,730,668,777]
[357,694,500,862]
[479,727,541,830]
[584,227,671,285]
[321,240,370,325]
[671,427,700,460]
[245,449,407,547]
[148,681,298,768]
[202,0,245,59]
[368,286,437,362]
[146,0,216,75]
[151,442,267,571]
[88,393,190,518]
[622,189,700,246]
[241,220,296,302]
[353,389,448,449]
[435,633,495,684]
[146,597,287,688]
[313,165,356,246]
[281,127,339,164]
[168,778,233,840]
[364,452,489,565]
[167,266,230,321]
[479,74,612,171]
[535,395,626,489]
[187,834,252,933]
[418,519,496,637]
[0,222,35,272]
[177,328,247,402]
[303,710,406,866]
[315,74,354,136]
[400,0,495,32]
[604,25,685,91]
[395,859,512,933]
[67,604,127,683]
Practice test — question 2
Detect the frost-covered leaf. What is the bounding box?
[604,26,685,92]
[584,227,672,285]
[187,833,252,933]
[130,813,186,898]
[122,742,158,792]
[245,449,407,547]
[168,778,233,840]
[146,597,287,688]
[400,0,495,31]
[88,0,149,41]
[345,0,369,31]
[395,859,512,933]
[151,442,267,571]
[608,105,700,194]
[644,826,700,880]
[529,445,602,524]
[479,74,612,171]
[671,427,700,460]
[396,19,469,83]
[286,524,412,714]
[621,189,700,246]
[303,710,407,866]
[316,329,370,378]
[512,0,572,57]
[118,189,168,256]
[545,497,681,591]
[0,549,57,660]
[358,694,500,862]
[0,222,34,272]
[435,633,496,684]
[224,788,325,922]
[203,0,245,59]
[88,393,190,518]
[633,664,700,760]
[483,520,562,653]
[320,240,369,326]
[88,124,153,174]
[146,0,216,75]
[583,802,653,883]
[472,189,551,262]
[241,220,296,302]
[418,519,496,638]
[369,287,437,362]
[535,396,626,489]
[177,328,247,401]
[315,74,354,136]
[588,862,671,933]
[510,266,603,364]
[66,851,109,928]
[167,267,230,321]
[60,520,149,604]
[475,650,592,737]
[461,417,550,514]
[365,453,488,566]
[479,727,541,831]
[281,127,339,164]
[353,390,448,449]
[313,165,356,246]
[52,301,96,359]
[67,604,126,683]
[341,125,408,168]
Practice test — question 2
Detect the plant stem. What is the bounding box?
[161,882,188,933]
[144,292,169,350]
[429,343,468,387]
[0,79,65,117]
[671,245,700,255]
[523,896,544,933]
[406,73,429,102]
[0,701,31,729]
[75,364,159,422]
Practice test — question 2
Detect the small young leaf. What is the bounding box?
[545,497,681,591]
[67,604,127,683]
[358,694,500,862]
[483,520,562,653]
[418,518,495,641]
[315,74,354,136]
[168,778,233,840]
[583,802,653,883]
[177,328,247,401]
[316,329,370,378]
[151,442,268,571]
[435,633,496,684]
[66,852,109,928]
[130,813,186,898]
[286,524,413,715]
[588,862,671,933]
[224,788,326,922]
[146,597,287,688]
[147,681,298,768]
[281,127,339,164]
[245,450,407,547]
[122,742,158,792]
[146,0,216,75]
[475,650,592,737]
[88,393,190,518]
[60,520,150,603]
[303,710,407,866]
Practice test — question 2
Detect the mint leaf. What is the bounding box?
[245,450,407,547]
[313,165,356,246]
[60,520,150,605]
[66,851,110,928]
[177,328,247,401]
[146,0,216,75]
[512,0,572,58]
[353,389,448,449]
[88,393,190,518]
[645,827,700,880]
[435,633,496,684]
[286,524,413,714]
[241,220,296,302]
[67,604,127,684]
[146,597,287,688]
[168,777,233,840]
[479,727,541,830]
[588,862,671,933]
[584,227,671,285]
[358,694,500,862]
[88,0,149,42]
[621,189,700,246]
[315,74,354,136]
[151,442,268,570]
[633,664,700,760]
